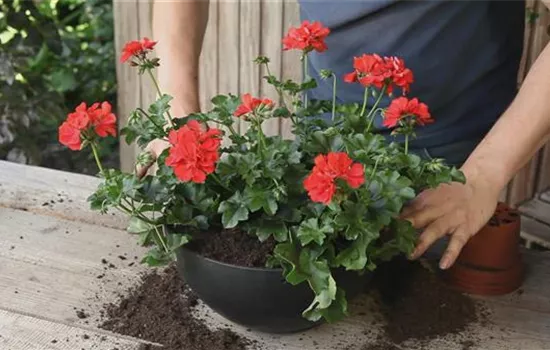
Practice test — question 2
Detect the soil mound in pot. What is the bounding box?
[368,257,487,346]
[188,228,276,267]
[99,266,253,350]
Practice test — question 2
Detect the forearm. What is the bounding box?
[462,43,550,193]
[152,0,209,116]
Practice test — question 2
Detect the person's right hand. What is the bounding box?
[135,138,171,178]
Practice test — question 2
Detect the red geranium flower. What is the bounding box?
[304,152,365,204]
[89,102,117,137]
[282,21,330,53]
[383,97,433,128]
[344,54,414,95]
[385,56,414,94]
[165,120,222,183]
[303,172,336,205]
[58,103,91,151]
[120,37,157,63]
[58,102,117,151]
[234,93,274,118]
[344,54,391,90]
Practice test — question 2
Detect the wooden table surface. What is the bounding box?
[2,160,550,350]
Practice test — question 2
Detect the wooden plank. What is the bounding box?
[519,198,550,224]
[217,1,241,145]
[113,0,140,172]
[199,0,219,112]
[238,0,261,135]
[520,215,550,249]
[0,161,127,230]
[137,0,157,118]
[260,0,283,137]
[0,208,148,323]
[280,0,301,140]
[0,310,144,350]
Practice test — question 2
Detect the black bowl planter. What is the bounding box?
[175,242,371,334]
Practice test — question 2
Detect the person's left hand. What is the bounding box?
[401,175,500,270]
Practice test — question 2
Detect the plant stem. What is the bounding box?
[405,134,409,155]
[303,55,309,109]
[360,87,370,117]
[331,73,337,122]
[265,63,286,108]
[154,225,170,253]
[365,85,387,132]
[210,173,232,192]
[90,143,106,178]
[147,68,175,128]
[137,108,165,134]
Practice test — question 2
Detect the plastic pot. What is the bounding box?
[175,245,370,334]
[443,202,524,295]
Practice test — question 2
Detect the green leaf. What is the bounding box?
[166,233,190,251]
[244,187,278,215]
[48,69,77,92]
[141,247,173,266]
[451,167,466,184]
[127,217,151,234]
[217,192,249,228]
[335,227,379,270]
[211,95,228,105]
[296,218,333,246]
[255,219,288,242]
[273,242,308,285]
[303,287,348,323]
[148,94,173,116]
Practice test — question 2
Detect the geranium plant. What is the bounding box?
[59,24,464,322]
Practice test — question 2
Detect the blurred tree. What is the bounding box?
[0,0,117,174]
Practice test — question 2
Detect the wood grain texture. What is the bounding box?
[238,0,261,135]
[199,1,219,112]
[218,1,241,146]
[0,161,127,230]
[0,310,145,350]
[260,0,283,137]
[113,0,140,172]
[280,0,301,140]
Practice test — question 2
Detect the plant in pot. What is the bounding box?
[58,22,465,333]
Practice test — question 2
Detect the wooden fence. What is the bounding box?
[113,0,550,206]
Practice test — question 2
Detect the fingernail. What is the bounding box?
[409,249,418,260]
[439,258,450,270]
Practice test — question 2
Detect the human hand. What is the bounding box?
[135,138,170,178]
[401,173,500,270]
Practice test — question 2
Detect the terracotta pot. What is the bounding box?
[443,202,524,295]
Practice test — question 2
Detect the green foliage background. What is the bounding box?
[0,0,118,174]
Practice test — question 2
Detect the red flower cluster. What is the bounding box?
[303,152,365,205]
[120,37,157,63]
[234,94,274,119]
[383,97,433,128]
[165,120,222,183]
[344,54,413,95]
[282,21,330,53]
[58,102,117,151]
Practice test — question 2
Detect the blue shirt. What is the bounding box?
[299,0,525,148]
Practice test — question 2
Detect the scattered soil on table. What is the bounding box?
[99,265,253,350]
[366,257,487,347]
[188,228,276,268]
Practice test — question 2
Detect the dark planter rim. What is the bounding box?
[179,244,284,273]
